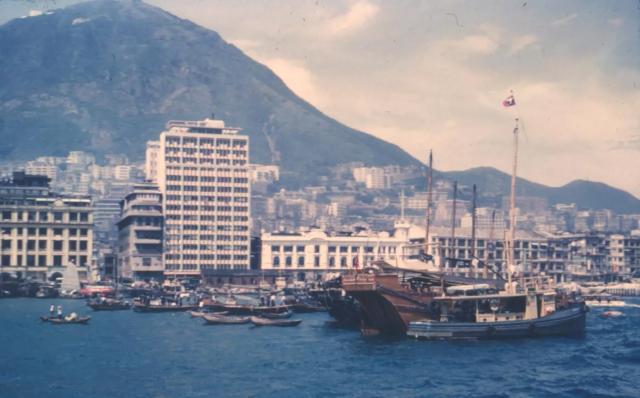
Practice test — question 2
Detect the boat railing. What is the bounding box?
[518,275,556,293]
[342,273,376,291]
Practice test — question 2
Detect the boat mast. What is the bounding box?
[506,118,519,293]
[424,150,433,263]
[484,209,496,279]
[471,184,477,277]
[449,181,458,272]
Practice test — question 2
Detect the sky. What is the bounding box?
[1,0,639,195]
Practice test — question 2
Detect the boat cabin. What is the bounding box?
[432,291,557,323]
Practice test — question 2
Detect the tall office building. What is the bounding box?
[156,117,250,277]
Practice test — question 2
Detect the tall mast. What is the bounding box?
[470,184,477,276]
[424,150,433,262]
[506,118,519,293]
[484,209,496,279]
[449,181,458,272]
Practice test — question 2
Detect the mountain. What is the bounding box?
[0,0,418,185]
[440,167,640,214]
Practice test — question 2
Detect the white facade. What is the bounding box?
[261,228,408,271]
[145,140,160,182]
[156,118,250,277]
[25,161,57,180]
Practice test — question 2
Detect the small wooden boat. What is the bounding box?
[203,314,251,325]
[202,299,289,315]
[258,310,293,319]
[190,310,228,318]
[41,316,91,325]
[250,316,302,327]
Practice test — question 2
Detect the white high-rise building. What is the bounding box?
[145,140,160,182]
[157,117,250,277]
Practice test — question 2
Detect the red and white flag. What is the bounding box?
[502,95,516,107]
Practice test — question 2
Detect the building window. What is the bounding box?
[296,245,305,252]
[329,257,335,267]
[53,241,63,251]
[340,257,347,267]
[297,256,305,267]
[314,256,320,267]
[69,241,77,251]
[2,211,11,220]
[285,256,292,267]
[38,240,47,250]
[39,212,48,221]
[53,255,62,266]
[314,245,320,253]
[54,212,63,222]
[273,256,280,267]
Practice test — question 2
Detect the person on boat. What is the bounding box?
[57,305,63,319]
[269,294,276,307]
[49,304,55,317]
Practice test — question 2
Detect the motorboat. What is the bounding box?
[584,293,627,308]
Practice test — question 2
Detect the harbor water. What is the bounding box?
[1,298,639,398]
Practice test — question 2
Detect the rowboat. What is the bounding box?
[203,314,251,325]
[190,310,228,318]
[257,310,292,319]
[133,302,196,313]
[41,315,91,325]
[250,316,302,327]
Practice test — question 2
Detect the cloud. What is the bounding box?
[258,57,327,108]
[510,35,538,53]
[437,35,499,56]
[551,13,577,27]
[326,0,379,36]
[608,18,624,28]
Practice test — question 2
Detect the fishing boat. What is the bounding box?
[203,314,250,325]
[87,297,131,311]
[250,316,302,327]
[258,310,293,319]
[41,314,91,325]
[407,281,586,340]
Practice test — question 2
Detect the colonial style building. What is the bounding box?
[154,117,250,277]
[117,183,164,280]
[0,172,93,280]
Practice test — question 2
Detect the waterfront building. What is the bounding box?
[93,197,122,245]
[156,117,250,277]
[117,183,164,280]
[260,221,418,277]
[0,172,93,280]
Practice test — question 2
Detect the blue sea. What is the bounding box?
[1,298,639,398]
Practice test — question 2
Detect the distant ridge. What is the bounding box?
[440,167,640,214]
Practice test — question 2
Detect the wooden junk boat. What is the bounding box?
[250,316,302,327]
